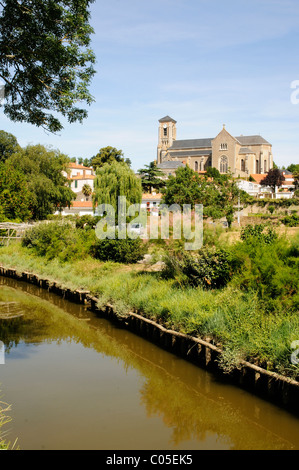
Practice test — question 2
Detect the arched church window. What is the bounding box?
[195,161,198,171]
[163,125,167,137]
[241,159,245,172]
[220,155,228,173]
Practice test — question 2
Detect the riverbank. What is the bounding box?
[0,239,299,413]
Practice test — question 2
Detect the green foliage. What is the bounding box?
[75,214,101,229]
[240,224,278,244]
[0,0,96,133]
[22,220,95,262]
[205,167,221,180]
[6,144,75,220]
[162,165,210,207]
[0,163,32,221]
[254,198,299,208]
[82,183,92,197]
[90,147,128,170]
[268,205,275,214]
[162,166,247,227]
[287,163,299,174]
[93,160,142,217]
[163,247,233,289]
[90,235,147,264]
[138,161,166,193]
[281,214,299,227]
[0,130,20,163]
[231,229,299,312]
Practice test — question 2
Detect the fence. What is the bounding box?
[0,223,31,246]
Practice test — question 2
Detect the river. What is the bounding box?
[0,277,298,450]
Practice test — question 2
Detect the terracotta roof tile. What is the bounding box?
[68,163,93,170]
[250,174,266,183]
[71,201,94,208]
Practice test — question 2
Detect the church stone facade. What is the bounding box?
[157,116,273,177]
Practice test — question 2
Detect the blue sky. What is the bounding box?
[1,0,299,170]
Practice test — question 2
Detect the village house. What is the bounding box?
[60,162,96,216]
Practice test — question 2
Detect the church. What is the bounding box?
[156,116,273,178]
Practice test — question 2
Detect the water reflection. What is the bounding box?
[0,277,299,450]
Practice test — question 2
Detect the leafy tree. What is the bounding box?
[287,164,299,174]
[162,166,246,228]
[138,161,166,193]
[0,163,32,220]
[0,130,20,162]
[260,168,284,193]
[93,160,142,217]
[0,0,96,133]
[161,165,209,207]
[209,172,246,228]
[6,144,75,219]
[90,146,126,170]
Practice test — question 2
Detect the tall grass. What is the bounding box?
[0,399,18,450]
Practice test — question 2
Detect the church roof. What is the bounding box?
[169,138,213,150]
[168,135,270,151]
[159,115,177,123]
[239,147,256,155]
[157,161,185,169]
[236,135,271,145]
[168,150,212,157]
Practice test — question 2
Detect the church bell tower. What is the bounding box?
[157,116,177,164]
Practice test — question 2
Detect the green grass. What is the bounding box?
[0,239,299,380]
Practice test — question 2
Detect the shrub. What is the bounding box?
[281,214,299,227]
[75,215,101,230]
[90,235,147,264]
[22,220,95,262]
[230,232,299,312]
[163,247,233,289]
[268,205,275,214]
[240,223,277,244]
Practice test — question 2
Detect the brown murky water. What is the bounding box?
[0,277,299,450]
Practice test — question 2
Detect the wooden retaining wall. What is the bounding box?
[1,265,299,415]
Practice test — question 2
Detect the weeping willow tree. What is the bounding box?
[92,161,142,219]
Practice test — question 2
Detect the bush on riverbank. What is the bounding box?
[162,247,233,289]
[90,235,148,264]
[230,225,299,313]
[22,220,95,262]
